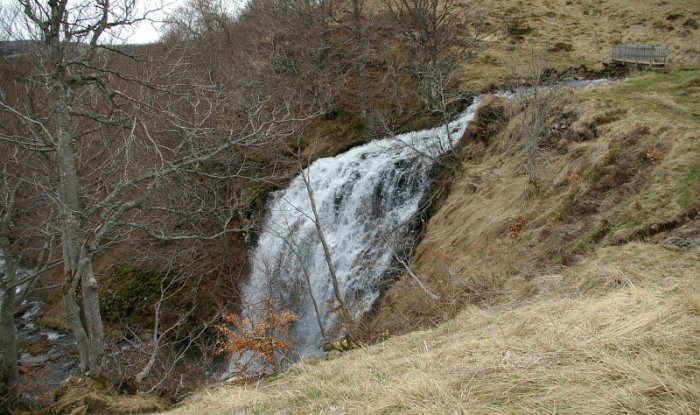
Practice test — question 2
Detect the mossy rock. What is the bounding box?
[100,266,220,336]
[100,268,164,325]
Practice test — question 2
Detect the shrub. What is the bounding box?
[646,146,664,164]
[683,19,699,30]
[548,42,574,53]
[508,216,527,237]
[217,298,299,375]
[505,16,534,37]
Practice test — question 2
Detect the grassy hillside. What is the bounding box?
[158,242,699,414]
[369,70,700,338]
[460,0,700,90]
[152,66,700,414]
[145,0,700,411]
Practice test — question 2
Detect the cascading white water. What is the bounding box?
[234,80,609,375]
[241,98,483,361]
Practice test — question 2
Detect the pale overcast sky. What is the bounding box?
[125,0,189,44]
[0,0,201,44]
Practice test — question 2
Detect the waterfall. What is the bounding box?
[236,80,608,372]
[240,98,482,362]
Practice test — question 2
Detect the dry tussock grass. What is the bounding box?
[158,243,699,415]
[375,72,699,335]
[458,0,700,90]
[50,377,169,415]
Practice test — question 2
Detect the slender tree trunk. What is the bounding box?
[0,222,18,409]
[422,65,443,113]
[55,79,90,373]
[388,63,404,116]
[353,0,368,119]
[391,250,440,301]
[62,288,90,373]
[299,169,353,329]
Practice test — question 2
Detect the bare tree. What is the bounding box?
[0,147,59,410]
[0,0,295,379]
[99,241,233,397]
[387,0,482,113]
[508,45,564,188]
[131,261,206,390]
[0,0,164,378]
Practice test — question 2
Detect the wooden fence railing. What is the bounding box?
[612,44,668,66]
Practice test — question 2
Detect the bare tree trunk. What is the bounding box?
[422,66,443,113]
[80,256,105,377]
[54,80,104,376]
[391,250,440,301]
[299,168,353,329]
[0,221,18,408]
[0,170,57,408]
[62,289,90,373]
[352,0,368,119]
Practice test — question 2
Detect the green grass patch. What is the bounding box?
[592,70,700,126]
[573,221,610,253]
[680,149,700,208]
[258,373,281,385]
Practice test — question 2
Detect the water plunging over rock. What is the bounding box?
[242,99,482,360]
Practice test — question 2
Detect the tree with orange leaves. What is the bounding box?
[217,297,298,375]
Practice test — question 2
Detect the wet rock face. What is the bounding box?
[459,95,506,147]
[662,215,700,250]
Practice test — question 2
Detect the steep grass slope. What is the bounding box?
[155,67,700,415]
[370,70,700,337]
[159,242,699,414]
